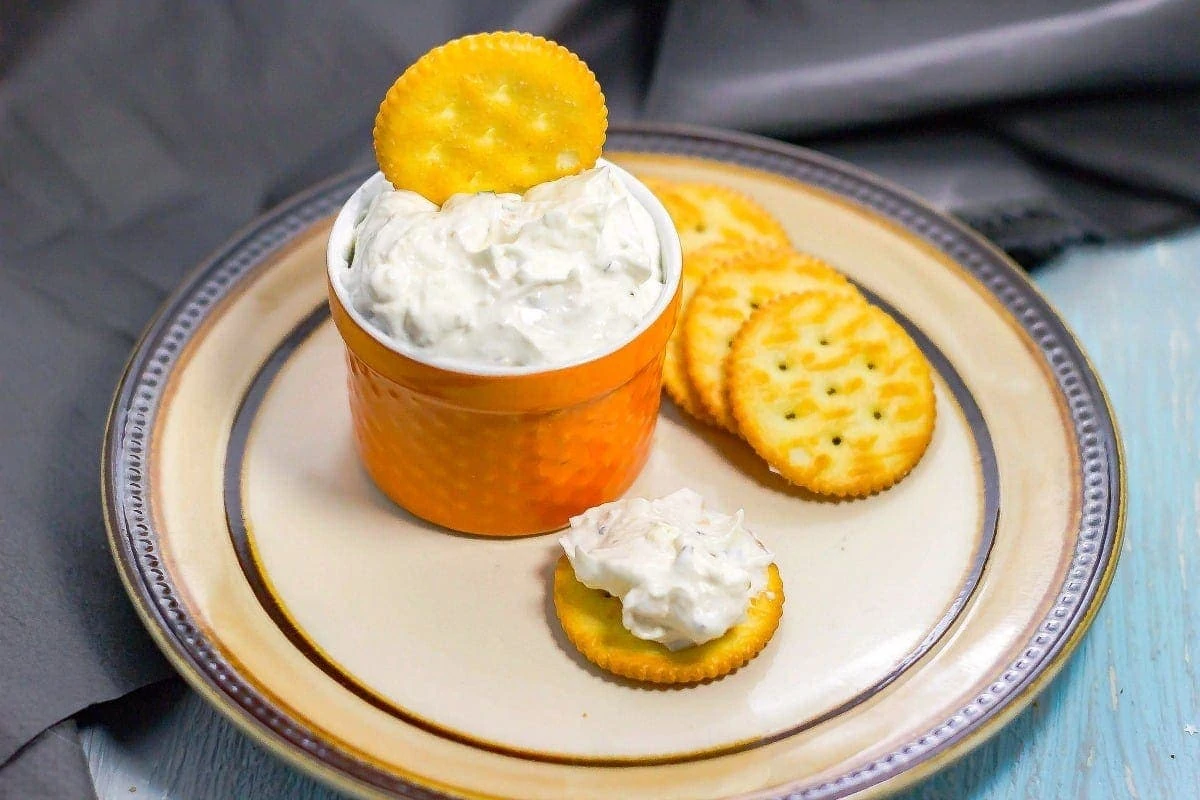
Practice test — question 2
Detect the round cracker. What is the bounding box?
[553,556,784,684]
[638,178,789,425]
[661,243,748,425]
[682,246,859,431]
[374,32,607,204]
[728,292,936,497]
[663,331,715,425]
[641,178,790,255]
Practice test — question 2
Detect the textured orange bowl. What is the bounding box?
[326,161,683,536]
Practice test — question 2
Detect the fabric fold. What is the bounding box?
[0,719,97,800]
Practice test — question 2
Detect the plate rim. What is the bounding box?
[101,121,1126,800]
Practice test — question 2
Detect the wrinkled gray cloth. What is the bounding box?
[2,1,1199,796]
[0,720,95,800]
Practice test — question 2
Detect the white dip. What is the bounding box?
[559,488,775,651]
[341,165,663,366]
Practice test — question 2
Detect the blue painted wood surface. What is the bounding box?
[81,229,1200,799]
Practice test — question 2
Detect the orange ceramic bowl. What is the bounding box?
[326,161,683,536]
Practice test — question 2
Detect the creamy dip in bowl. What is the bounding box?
[337,164,663,368]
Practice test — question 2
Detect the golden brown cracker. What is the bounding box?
[662,332,715,424]
[641,179,790,255]
[662,243,748,424]
[728,292,935,497]
[373,32,607,204]
[553,556,784,684]
[682,246,859,431]
[640,178,788,426]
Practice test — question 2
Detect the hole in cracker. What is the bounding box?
[826,386,837,395]
[784,411,796,420]
[873,410,882,419]
[777,362,788,371]
[750,301,760,309]
[831,436,843,446]
[867,362,876,370]
[819,337,830,346]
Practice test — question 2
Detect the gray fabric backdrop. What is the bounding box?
[2,1,1198,797]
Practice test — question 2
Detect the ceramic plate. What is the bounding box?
[103,125,1124,800]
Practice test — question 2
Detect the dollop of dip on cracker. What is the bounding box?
[559,488,773,650]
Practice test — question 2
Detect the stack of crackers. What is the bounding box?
[643,178,937,498]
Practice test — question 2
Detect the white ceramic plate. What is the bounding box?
[103,125,1123,800]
